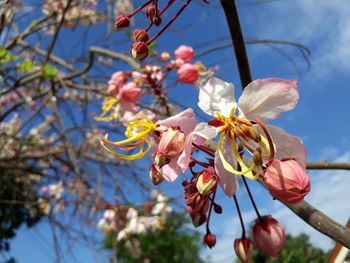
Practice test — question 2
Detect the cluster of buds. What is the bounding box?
[95,46,215,125]
[114,0,209,60]
[182,167,221,249]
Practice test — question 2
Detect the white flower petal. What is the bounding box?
[238,78,299,123]
[214,136,239,197]
[198,77,237,117]
[264,125,307,169]
[193,122,217,140]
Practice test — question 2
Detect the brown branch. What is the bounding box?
[220,0,252,88]
[307,162,350,170]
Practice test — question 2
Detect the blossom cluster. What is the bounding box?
[42,0,104,33]
[98,72,311,261]
[94,45,215,124]
[97,190,172,259]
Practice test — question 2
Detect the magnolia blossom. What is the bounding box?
[197,77,306,196]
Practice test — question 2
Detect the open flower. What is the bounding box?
[100,108,211,182]
[197,77,306,196]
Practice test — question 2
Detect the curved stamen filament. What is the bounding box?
[99,115,156,160]
[254,118,275,160]
[94,97,118,122]
[101,135,151,160]
[217,132,256,177]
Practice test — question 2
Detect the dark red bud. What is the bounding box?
[152,16,162,26]
[131,42,149,60]
[133,29,149,42]
[146,5,158,20]
[115,15,130,29]
[213,203,222,214]
[203,232,216,249]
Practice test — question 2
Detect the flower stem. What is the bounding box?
[233,194,246,238]
[206,190,216,233]
[146,0,191,45]
[241,175,261,218]
[129,0,153,18]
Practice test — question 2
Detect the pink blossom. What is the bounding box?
[253,216,285,257]
[118,82,141,103]
[262,159,310,204]
[157,127,186,158]
[177,63,199,84]
[107,71,127,95]
[154,109,209,182]
[174,45,194,63]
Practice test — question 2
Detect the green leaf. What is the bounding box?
[19,61,33,72]
[148,42,158,51]
[43,64,58,80]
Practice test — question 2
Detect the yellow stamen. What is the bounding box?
[100,115,156,160]
[94,97,118,122]
[217,132,256,178]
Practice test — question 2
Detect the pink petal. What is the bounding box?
[177,123,214,173]
[161,158,181,182]
[238,78,299,123]
[157,108,198,135]
[214,135,239,196]
[264,125,307,169]
[198,77,237,117]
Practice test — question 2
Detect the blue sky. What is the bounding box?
[8,0,350,262]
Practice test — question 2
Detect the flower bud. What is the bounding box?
[133,29,149,42]
[191,212,207,227]
[160,52,170,62]
[174,45,194,63]
[177,63,199,84]
[213,203,222,214]
[154,152,170,168]
[203,232,216,249]
[253,215,285,257]
[157,127,186,158]
[146,5,158,20]
[196,168,218,195]
[149,165,164,185]
[152,16,162,26]
[234,238,254,263]
[131,42,149,60]
[115,15,130,29]
[262,159,310,204]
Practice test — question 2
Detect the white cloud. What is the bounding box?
[248,0,350,79]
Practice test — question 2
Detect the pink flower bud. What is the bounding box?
[253,216,285,257]
[115,15,130,29]
[149,164,164,185]
[146,5,158,20]
[160,52,170,62]
[262,159,311,204]
[133,29,149,42]
[119,82,141,102]
[174,45,194,63]
[203,232,216,249]
[234,238,254,263]
[131,42,149,60]
[157,127,186,158]
[196,168,218,195]
[177,63,199,84]
[107,71,127,95]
